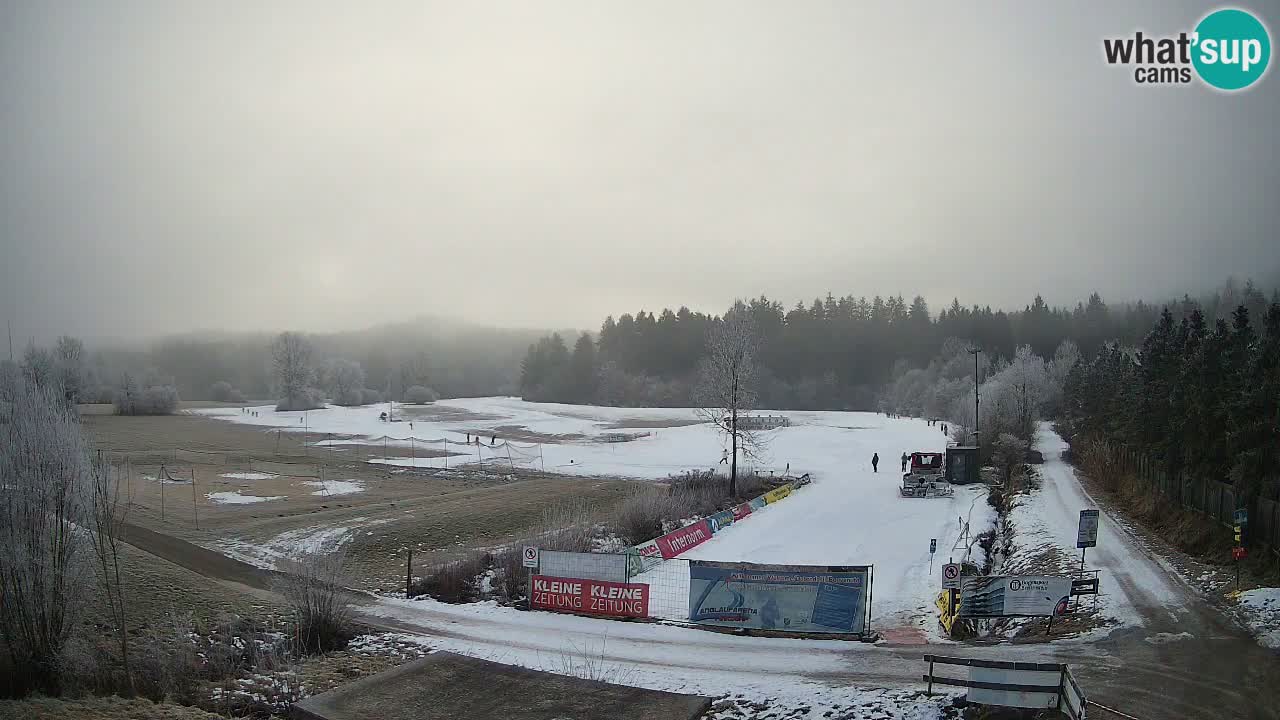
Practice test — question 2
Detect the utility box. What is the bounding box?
[946,446,980,485]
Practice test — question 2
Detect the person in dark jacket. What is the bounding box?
[872,453,879,473]
[901,452,909,472]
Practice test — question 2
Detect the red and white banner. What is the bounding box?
[656,518,712,559]
[731,502,753,521]
[531,575,649,618]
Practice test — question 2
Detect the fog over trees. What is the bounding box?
[520,278,1278,413]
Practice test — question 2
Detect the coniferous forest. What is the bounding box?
[519,280,1279,414]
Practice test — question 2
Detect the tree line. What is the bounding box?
[520,279,1279,411]
[1061,299,1280,501]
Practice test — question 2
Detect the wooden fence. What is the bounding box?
[1116,447,1280,552]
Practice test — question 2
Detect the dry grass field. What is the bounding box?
[82,404,637,592]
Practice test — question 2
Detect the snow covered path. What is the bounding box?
[1032,425,1186,627]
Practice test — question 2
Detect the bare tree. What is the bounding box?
[89,456,132,691]
[0,377,94,695]
[695,303,762,497]
[272,332,320,411]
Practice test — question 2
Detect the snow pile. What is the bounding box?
[302,479,365,496]
[221,472,279,481]
[1236,587,1280,648]
[215,517,390,569]
[206,491,286,504]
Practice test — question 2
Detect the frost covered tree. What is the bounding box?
[403,385,438,404]
[323,359,366,406]
[53,336,86,404]
[695,302,762,497]
[209,380,245,403]
[112,372,180,415]
[273,332,322,411]
[0,376,96,694]
[20,344,55,390]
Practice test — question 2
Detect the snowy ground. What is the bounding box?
[1029,424,1188,633]
[200,398,986,636]
[366,597,961,720]
[205,490,286,504]
[1235,588,1280,648]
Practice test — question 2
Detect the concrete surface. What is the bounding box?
[291,652,712,720]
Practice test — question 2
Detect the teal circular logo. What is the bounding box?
[1192,8,1271,90]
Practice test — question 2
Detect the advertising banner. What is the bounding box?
[762,484,793,505]
[688,561,871,635]
[531,575,649,618]
[748,495,768,512]
[626,539,663,576]
[538,550,628,584]
[959,576,1072,618]
[708,510,735,533]
[731,502,753,521]
[656,519,712,559]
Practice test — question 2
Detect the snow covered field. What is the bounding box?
[199,398,990,635]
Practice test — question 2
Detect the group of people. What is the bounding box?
[239,408,259,417]
[925,418,949,435]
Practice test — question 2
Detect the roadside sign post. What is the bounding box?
[1233,509,1248,589]
[522,546,539,606]
[942,563,961,589]
[1076,509,1099,570]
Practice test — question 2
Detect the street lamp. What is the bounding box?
[968,347,982,453]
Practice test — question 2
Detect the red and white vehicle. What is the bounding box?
[900,452,952,497]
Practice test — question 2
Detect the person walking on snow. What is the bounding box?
[901,452,909,472]
[872,453,879,473]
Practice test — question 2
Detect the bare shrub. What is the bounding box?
[403,385,439,404]
[616,490,679,545]
[540,498,597,552]
[275,551,354,654]
[409,554,485,604]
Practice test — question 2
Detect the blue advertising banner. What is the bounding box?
[688,561,872,635]
[707,510,735,533]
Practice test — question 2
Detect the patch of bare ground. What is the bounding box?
[386,403,503,423]
[603,417,703,429]
[0,696,223,720]
[465,424,584,444]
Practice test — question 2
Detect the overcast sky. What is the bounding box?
[2,1,1277,342]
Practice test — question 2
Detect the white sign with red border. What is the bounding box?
[522,546,539,568]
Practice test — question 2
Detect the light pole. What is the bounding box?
[969,347,982,453]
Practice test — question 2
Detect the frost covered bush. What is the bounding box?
[359,388,382,404]
[275,387,325,412]
[0,377,96,695]
[209,380,245,403]
[403,385,438,404]
[113,374,180,415]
